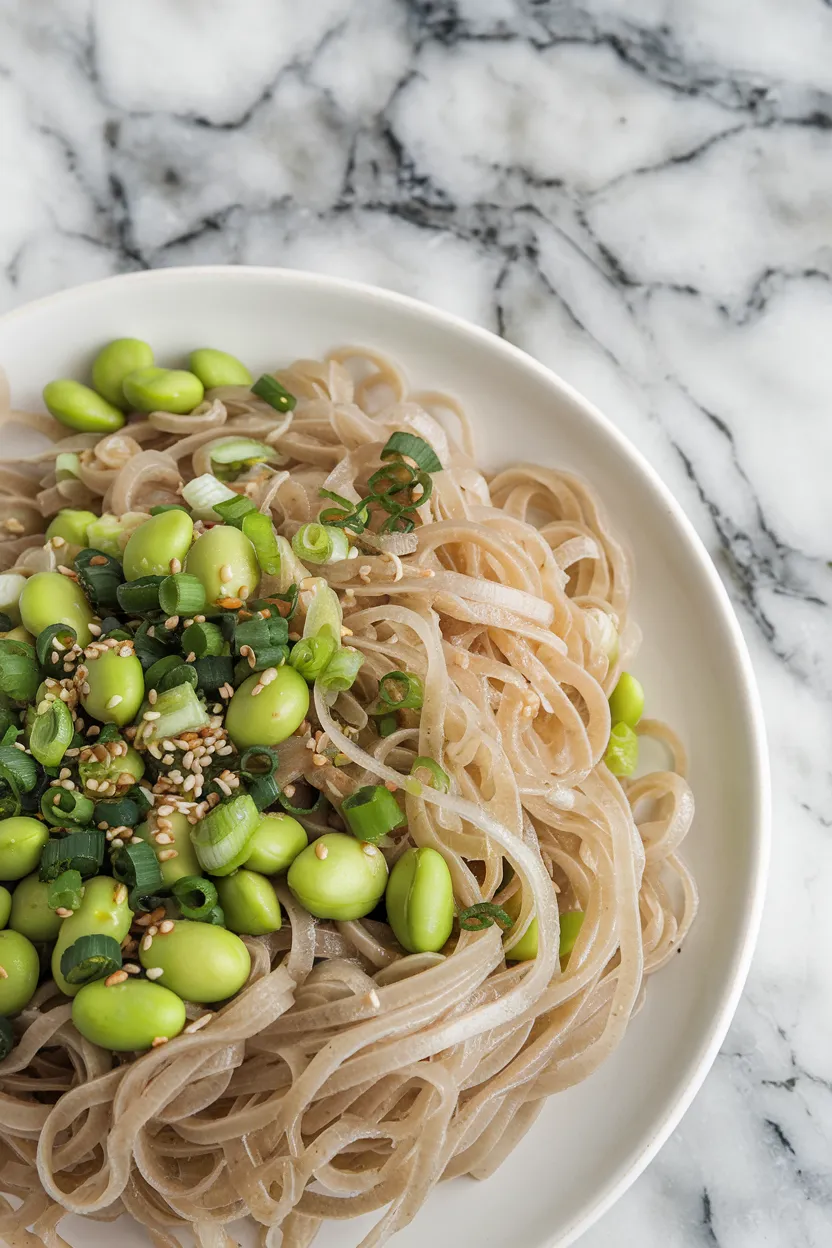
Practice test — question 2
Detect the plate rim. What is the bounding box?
[0,265,771,1245]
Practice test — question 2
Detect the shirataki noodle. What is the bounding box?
[0,349,697,1247]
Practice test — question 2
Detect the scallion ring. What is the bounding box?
[341,785,406,843]
[458,902,514,932]
[171,875,218,921]
[378,670,424,710]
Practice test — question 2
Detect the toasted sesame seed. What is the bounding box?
[384,781,398,793]
[151,1036,169,1048]
[123,963,140,975]
[158,848,178,861]
[159,920,174,934]
[145,966,164,980]
[154,832,173,845]
[105,970,128,987]
[312,755,328,768]
[0,967,8,980]
[362,843,378,856]
[86,778,99,792]
[147,688,158,706]
[315,842,328,860]
[143,710,161,721]
[157,804,175,816]
[238,585,249,599]
[220,564,233,582]
[251,683,264,697]
[51,534,66,548]
[169,557,182,574]
[164,616,179,630]
[113,883,128,906]
[105,695,123,710]
[340,626,353,637]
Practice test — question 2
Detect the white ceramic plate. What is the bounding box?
[0,268,769,1248]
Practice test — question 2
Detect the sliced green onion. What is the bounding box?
[247,773,281,811]
[140,682,209,744]
[0,640,39,705]
[194,656,236,694]
[251,375,296,413]
[55,451,81,482]
[238,746,279,779]
[143,654,184,690]
[47,869,84,913]
[234,618,270,655]
[289,635,336,682]
[133,620,176,670]
[0,1017,14,1060]
[458,903,514,932]
[95,724,123,745]
[129,887,167,913]
[35,623,77,668]
[156,663,198,694]
[180,621,224,658]
[74,549,123,611]
[213,495,258,527]
[378,670,424,710]
[111,840,162,892]
[409,757,450,792]
[205,904,226,926]
[0,710,19,743]
[29,699,74,768]
[377,713,398,738]
[171,875,218,920]
[210,438,281,466]
[159,573,206,617]
[318,647,364,695]
[130,786,154,818]
[116,575,164,615]
[181,473,237,520]
[368,462,417,497]
[40,788,96,829]
[242,511,281,576]
[93,797,140,829]
[291,523,349,566]
[302,579,342,644]
[258,584,299,620]
[342,785,406,843]
[559,910,585,959]
[319,488,355,510]
[277,785,326,817]
[380,431,443,473]
[149,504,190,516]
[39,830,105,881]
[191,793,260,876]
[60,934,122,986]
[0,745,37,794]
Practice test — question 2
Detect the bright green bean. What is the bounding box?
[43,380,126,434]
[122,509,194,581]
[9,873,63,942]
[604,722,639,777]
[225,667,309,751]
[385,847,454,954]
[86,512,149,560]
[184,525,260,611]
[287,833,388,921]
[80,647,145,727]
[138,919,251,1003]
[19,571,95,646]
[0,930,39,1014]
[559,910,585,961]
[79,745,145,793]
[216,869,282,936]
[45,509,98,549]
[189,348,253,389]
[122,367,204,415]
[72,978,186,1051]
[0,818,49,882]
[503,889,538,962]
[134,812,200,886]
[91,338,154,408]
[608,672,644,728]
[243,812,308,874]
[0,886,11,930]
[52,876,133,997]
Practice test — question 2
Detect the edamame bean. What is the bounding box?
[604,722,638,777]
[216,869,282,936]
[608,673,644,728]
[287,833,388,921]
[9,874,63,942]
[243,812,307,874]
[79,744,145,791]
[43,380,126,434]
[0,572,26,625]
[122,367,204,415]
[225,668,309,751]
[86,511,149,560]
[52,876,133,997]
[91,338,154,409]
[503,890,538,962]
[0,930,39,1014]
[45,509,98,549]
[19,571,95,647]
[189,349,253,389]
[184,525,260,611]
[80,648,145,727]
[72,978,186,1051]
[385,847,454,954]
[135,813,200,886]
[0,818,49,882]
[138,920,250,1003]
[122,509,194,581]
[559,910,585,961]
[0,886,11,930]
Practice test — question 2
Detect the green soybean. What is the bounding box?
[9,873,63,942]
[122,509,194,581]
[72,978,186,1051]
[559,910,585,961]
[134,812,200,886]
[0,930,39,1014]
[503,890,538,962]
[52,876,133,997]
[216,869,282,936]
[79,744,145,791]
[138,919,250,1004]
[608,673,644,729]
[0,886,11,930]
[287,834,388,921]
[189,349,253,389]
[19,572,95,646]
[80,648,145,727]
[123,367,204,415]
[0,818,49,882]
[225,668,309,751]
[45,509,98,549]
[184,525,260,611]
[243,812,308,875]
[91,338,155,409]
[604,722,639,777]
[385,847,454,954]
[86,512,148,560]
[43,380,126,434]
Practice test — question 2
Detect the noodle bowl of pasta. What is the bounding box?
[0,269,768,1248]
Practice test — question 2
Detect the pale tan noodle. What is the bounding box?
[0,350,697,1246]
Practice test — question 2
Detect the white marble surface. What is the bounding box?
[0,0,829,1243]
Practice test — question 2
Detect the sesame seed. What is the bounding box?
[315,842,328,860]
[123,963,140,975]
[169,557,182,574]
[105,970,128,987]
[154,832,173,845]
[164,616,179,630]
[87,725,101,737]
[145,967,164,980]
[86,778,99,792]
[158,848,178,861]
[143,710,161,721]
[151,1036,169,1048]
[157,804,175,816]
[251,683,264,697]
[113,883,128,905]
[220,564,233,582]
[362,843,378,856]
[51,534,66,548]
[284,784,296,799]
[105,695,123,710]
[141,935,153,952]
[159,920,174,934]
[185,651,196,663]
[55,906,74,918]
[0,967,8,980]
[87,622,101,636]
[312,755,328,768]
[183,1013,213,1034]
[384,781,398,793]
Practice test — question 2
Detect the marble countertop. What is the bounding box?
[1,0,830,1243]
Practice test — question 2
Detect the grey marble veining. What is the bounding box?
[1,0,831,1243]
